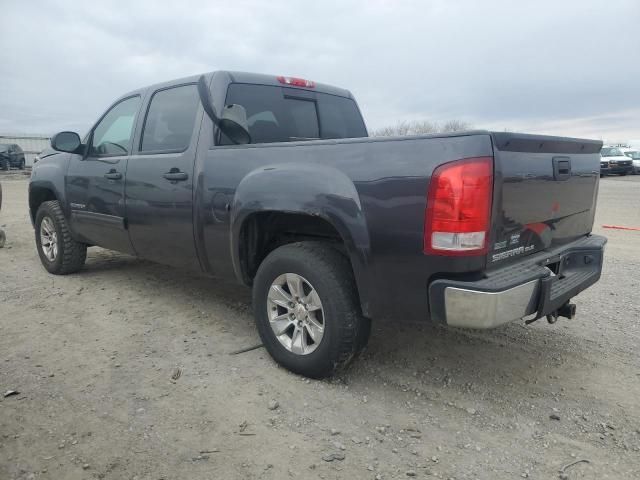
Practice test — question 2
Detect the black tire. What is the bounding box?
[35,200,87,274]
[0,229,5,248]
[0,159,8,171]
[252,242,370,378]
[19,159,25,170]
[620,172,628,176]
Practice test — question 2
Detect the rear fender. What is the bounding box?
[231,163,373,316]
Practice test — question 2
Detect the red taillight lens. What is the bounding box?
[276,76,316,88]
[424,156,493,256]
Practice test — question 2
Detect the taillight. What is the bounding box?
[276,76,316,88]
[423,156,493,256]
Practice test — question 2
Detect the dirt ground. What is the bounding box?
[1,173,639,480]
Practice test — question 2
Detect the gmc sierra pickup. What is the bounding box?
[29,71,606,377]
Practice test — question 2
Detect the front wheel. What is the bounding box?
[252,242,370,378]
[35,200,87,274]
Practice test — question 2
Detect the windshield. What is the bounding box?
[601,147,623,156]
[221,83,367,145]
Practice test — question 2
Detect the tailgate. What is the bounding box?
[488,132,602,267]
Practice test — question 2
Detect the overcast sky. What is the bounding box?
[1,0,639,142]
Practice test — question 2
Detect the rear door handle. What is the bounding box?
[163,170,188,181]
[104,171,122,180]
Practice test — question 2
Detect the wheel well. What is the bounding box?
[239,212,347,284]
[29,187,57,223]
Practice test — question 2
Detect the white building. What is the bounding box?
[0,134,51,167]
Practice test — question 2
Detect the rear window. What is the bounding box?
[221,83,367,145]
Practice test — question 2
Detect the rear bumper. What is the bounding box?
[428,235,607,329]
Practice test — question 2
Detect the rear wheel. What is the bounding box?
[252,242,370,378]
[19,159,25,170]
[35,200,87,274]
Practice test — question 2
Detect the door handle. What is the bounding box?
[163,170,188,181]
[104,171,122,180]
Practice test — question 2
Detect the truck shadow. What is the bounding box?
[356,318,579,400]
[80,249,593,408]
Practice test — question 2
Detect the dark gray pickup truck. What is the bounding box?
[29,71,606,377]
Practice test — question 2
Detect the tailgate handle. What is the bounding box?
[552,157,571,181]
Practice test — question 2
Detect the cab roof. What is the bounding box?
[123,70,354,101]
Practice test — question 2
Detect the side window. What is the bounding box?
[91,96,141,156]
[140,84,200,152]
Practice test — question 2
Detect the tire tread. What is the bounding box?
[253,241,370,377]
[37,200,86,274]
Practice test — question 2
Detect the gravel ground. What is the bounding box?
[1,173,639,480]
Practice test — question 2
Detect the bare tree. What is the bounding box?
[440,119,472,133]
[370,119,472,137]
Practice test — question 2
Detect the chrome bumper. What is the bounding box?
[428,235,607,329]
[444,280,539,329]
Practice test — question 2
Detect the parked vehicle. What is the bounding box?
[600,146,633,176]
[622,149,640,174]
[29,71,607,377]
[0,143,26,170]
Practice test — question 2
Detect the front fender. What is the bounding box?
[231,163,373,317]
[29,153,70,223]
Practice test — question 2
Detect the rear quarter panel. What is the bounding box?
[194,125,494,322]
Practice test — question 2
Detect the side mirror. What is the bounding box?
[51,131,82,153]
[197,75,251,145]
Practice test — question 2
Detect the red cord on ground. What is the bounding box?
[602,225,640,232]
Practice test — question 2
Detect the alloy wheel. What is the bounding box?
[267,273,325,355]
[40,217,58,261]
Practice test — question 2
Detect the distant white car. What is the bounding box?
[623,149,640,174]
[600,146,633,176]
